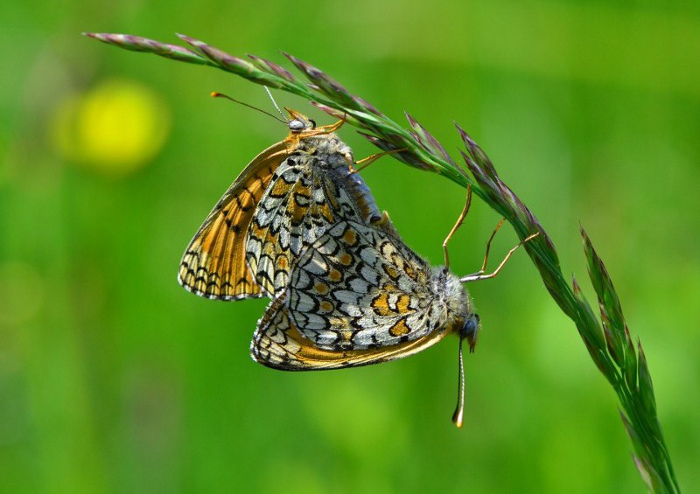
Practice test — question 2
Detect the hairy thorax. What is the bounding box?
[431,266,473,331]
[295,133,352,165]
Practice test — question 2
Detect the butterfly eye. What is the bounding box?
[464,318,476,332]
[288,119,305,132]
[462,315,479,339]
[309,119,316,129]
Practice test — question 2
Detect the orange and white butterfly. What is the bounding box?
[178,107,385,300]
[251,187,537,426]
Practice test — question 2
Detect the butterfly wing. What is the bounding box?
[178,142,288,300]
[250,221,453,370]
[251,291,452,371]
[245,152,381,296]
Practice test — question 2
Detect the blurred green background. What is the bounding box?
[2,0,699,492]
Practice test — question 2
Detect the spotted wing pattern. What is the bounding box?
[245,151,381,296]
[251,293,454,370]
[250,221,455,370]
[178,142,287,300]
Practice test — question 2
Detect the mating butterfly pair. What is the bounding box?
[178,108,532,426]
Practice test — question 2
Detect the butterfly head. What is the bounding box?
[285,108,317,134]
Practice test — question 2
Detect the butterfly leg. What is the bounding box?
[477,217,506,275]
[460,230,539,282]
[344,153,358,173]
[310,115,346,135]
[443,186,473,270]
[351,148,408,174]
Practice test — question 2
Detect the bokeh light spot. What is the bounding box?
[51,79,170,177]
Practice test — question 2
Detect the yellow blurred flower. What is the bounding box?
[51,79,170,177]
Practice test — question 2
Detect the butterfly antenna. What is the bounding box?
[264,86,287,121]
[210,91,286,123]
[452,334,466,428]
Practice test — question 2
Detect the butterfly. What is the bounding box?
[178,104,391,300]
[251,186,538,426]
